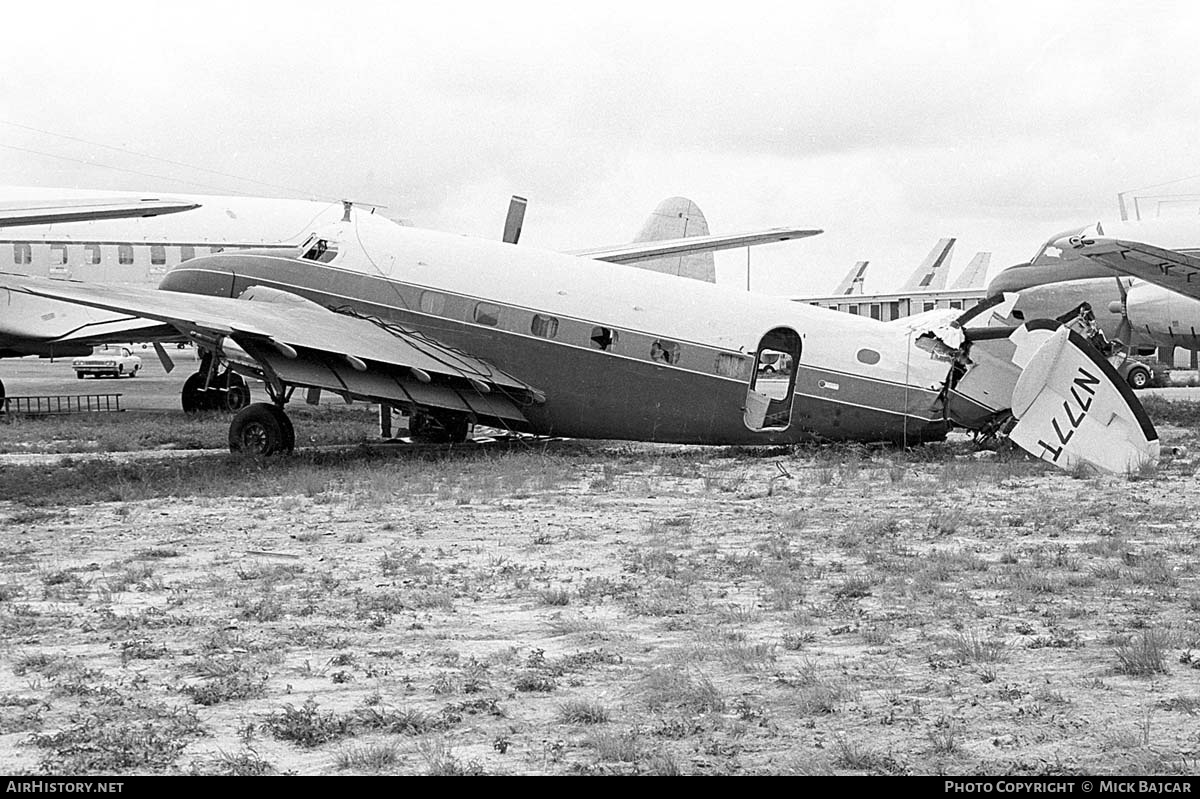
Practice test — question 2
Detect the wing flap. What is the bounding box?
[236,339,530,425]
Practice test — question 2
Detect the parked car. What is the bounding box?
[1111,352,1170,389]
[72,345,142,379]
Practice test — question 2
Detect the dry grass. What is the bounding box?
[3,417,1200,774]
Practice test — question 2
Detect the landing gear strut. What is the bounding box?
[228,402,295,455]
[181,358,251,413]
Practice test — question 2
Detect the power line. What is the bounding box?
[0,119,336,201]
[0,141,259,195]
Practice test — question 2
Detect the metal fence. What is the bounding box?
[1,394,123,415]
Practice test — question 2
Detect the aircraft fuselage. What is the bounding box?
[156,217,957,446]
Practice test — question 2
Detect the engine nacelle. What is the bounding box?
[1124,282,1200,350]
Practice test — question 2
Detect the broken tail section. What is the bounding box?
[945,316,1159,473]
[1006,321,1159,473]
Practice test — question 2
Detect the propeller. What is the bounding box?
[502,195,527,244]
[1107,276,1133,345]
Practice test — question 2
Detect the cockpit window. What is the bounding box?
[300,235,338,263]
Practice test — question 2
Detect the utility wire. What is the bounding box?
[0,119,335,201]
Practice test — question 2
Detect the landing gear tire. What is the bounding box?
[181,372,208,413]
[182,371,252,413]
[229,402,294,455]
[221,373,250,412]
[408,411,471,444]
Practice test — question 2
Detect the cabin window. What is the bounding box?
[180,245,195,262]
[13,243,31,265]
[531,314,558,339]
[857,348,881,365]
[210,246,223,254]
[419,291,446,315]
[847,305,859,315]
[650,340,680,365]
[118,244,134,265]
[590,326,618,351]
[150,244,167,265]
[85,244,101,264]
[949,300,962,310]
[888,301,900,320]
[714,353,749,379]
[50,244,67,265]
[870,303,881,320]
[923,301,936,313]
[473,302,500,326]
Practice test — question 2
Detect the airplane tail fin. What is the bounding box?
[951,251,991,290]
[631,197,715,282]
[900,237,955,292]
[832,261,869,295]
[945,318,1159,474]
[1008,322,1159,473]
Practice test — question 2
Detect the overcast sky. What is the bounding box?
[3,0,1198,293]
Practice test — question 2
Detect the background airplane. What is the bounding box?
[986,217,1200,364]
[0,188,820,411]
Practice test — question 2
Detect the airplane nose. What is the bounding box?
[985,262,1033,296]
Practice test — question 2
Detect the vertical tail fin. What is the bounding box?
[832,260,869,295]
[900,237,956,291]
[631,197,715,282]
[951,251,991,289]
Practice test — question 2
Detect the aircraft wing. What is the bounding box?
[570,227,822,264]
[0,197,200,228]
[1058,231,1200,301]
[0,273,541,427]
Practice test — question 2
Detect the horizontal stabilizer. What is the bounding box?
[1007,322,1159,473]
[572,227,822,265]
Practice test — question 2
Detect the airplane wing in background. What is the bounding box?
[570,227,823,264]
[0,197,200,228]
[0,273,542,428]
[1058,231,1200,302]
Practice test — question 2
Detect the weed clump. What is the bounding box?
[1115,629,1170,676]
[558,699,611,724]
[264,699,353,747]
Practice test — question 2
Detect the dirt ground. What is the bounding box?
[2,418,1200,774]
